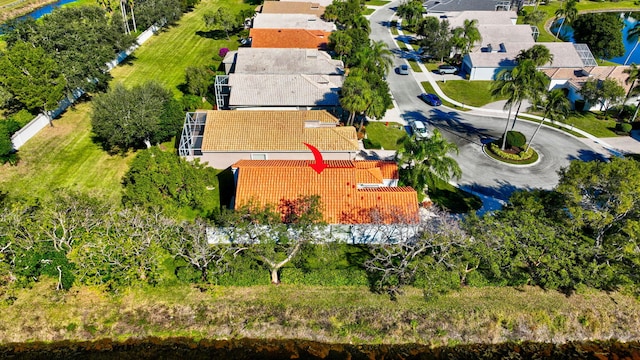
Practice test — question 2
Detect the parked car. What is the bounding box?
[397,64,409,75]
[419,93,442,106]
[437,64,458,74]
[410,120,431,140]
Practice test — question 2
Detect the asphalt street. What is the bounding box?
[368,3,607,202]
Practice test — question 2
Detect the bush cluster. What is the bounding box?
[489,142,535,161]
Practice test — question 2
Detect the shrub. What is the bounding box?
[363,138,381,149]
[489,142,535,161]
[505,131,526,148]
[619,123,633,134]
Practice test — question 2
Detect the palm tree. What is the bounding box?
[397,129,461,196]
[624,22,640,65]
[526,89,571,152]
[128,0,137,33]
[352,40,393,77]
[554,0,578,41]
[461,19,481,54]
[515,44,553,67]
[491,60,547,150]
[453,19,481,54]
[340,75,372,126]
[623,63,640,122]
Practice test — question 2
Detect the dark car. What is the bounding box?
[420,93,442,106]
[437,65,458,75]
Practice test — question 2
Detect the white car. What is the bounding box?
[410,120,431,140]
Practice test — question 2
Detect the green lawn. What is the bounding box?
[365,0,389,5]
[563,112,619,138]
[427,178,482,213]
[0,103,134,203]
[438,80,507,107]
[364,121,407,150]
[407,59,422,72]
[362,7,375,15]
[109,0,252,96]
[421,82,468,111]
[1,0,249,201]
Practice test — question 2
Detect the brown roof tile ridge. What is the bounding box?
[327,126,359,147]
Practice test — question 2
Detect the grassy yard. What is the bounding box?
[362,7,375,15]
[421,82,468,111]
[0,102,134,203]
[1,0,248,201]
[364,121,407,150]
[427,178,482,213]
[438,80,507,107]
[109,0,252,96]
[365,0,389,5]
[407,58,422,72]
[564,112,619,138]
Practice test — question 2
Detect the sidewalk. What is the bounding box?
[378,15,640,157]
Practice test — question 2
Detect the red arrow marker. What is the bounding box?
[303,143,327,174]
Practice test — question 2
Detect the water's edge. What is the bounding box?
[1,337,639,359]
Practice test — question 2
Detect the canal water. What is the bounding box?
[17,0,76,20]
[551,13,640,65]
[0,337,639,359]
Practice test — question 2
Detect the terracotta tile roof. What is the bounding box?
[260,1,325,16]
[233,160,419,224]
[249,29,330,49]
[200,110,359,152]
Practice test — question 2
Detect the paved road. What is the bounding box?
[369,3,607,201]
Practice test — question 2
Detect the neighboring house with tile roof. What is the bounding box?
[226,73,343,109]
[222,48,343,75]
[543,66,632,111]
[279,0,334,6]
[249,29,330,49]
[259,1,325,16]
[252,13,335,32]
[231,160,419,224]
[179,110,360,169]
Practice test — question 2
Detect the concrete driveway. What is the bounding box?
[369,3,610,202]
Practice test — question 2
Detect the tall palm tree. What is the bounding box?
[624,22,640,65]
[397,129,461,195]
[491,60,547,150]
[461,19,481,54]
[515,44,553,67]
[554,0,578,41]
[623,63,640,122]
[452,19,481,54]
[526,89,571,152]
[128,0,137,33]
[340,75,373,126]
[353,40,393,77]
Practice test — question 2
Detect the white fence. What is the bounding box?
[10,21,165,149]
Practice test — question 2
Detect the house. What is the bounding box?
[249,28,331,49]
[232,160,419,224]
[225,73,343,109]
[423,0,513,13]
[222,48,344,75]
[437,11,597,80]
[252,13,335,32]
[178,110,360,169]
[543,66,633,110]
[259,1,325,16]
[278,0,334,6]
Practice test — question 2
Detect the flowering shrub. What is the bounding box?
[218,48,229,58]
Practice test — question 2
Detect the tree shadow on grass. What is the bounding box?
[117,54,138,67]
[196,29,228,40]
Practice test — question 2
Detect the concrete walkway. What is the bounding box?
[371,9,640,157]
